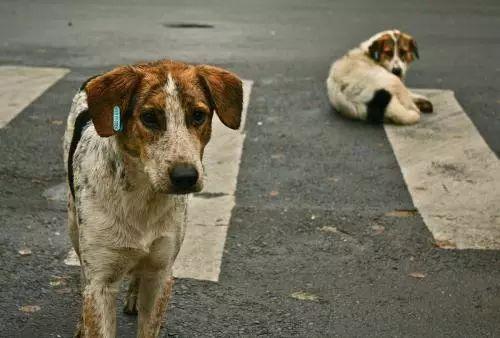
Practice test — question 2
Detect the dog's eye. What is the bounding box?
[191,110,206,126]
[140,110,162,130]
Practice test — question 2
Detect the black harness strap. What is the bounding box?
[68,74,100,199]
[68,109,91,199]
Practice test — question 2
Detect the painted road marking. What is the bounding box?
[0,66,69,128]
[56,81,253,281]
[173,80,252,281]
[385,89,500,249]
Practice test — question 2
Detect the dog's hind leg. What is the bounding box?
[365,89,392,123]
[124,274,140,315]
[67,194,86,338]
[73,270,87,337]
[327,79,372,121]
[67,193,80,257]
[385,96,420,125]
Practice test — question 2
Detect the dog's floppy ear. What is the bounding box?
[368,34,394,62]
[368,39,383,62]
[400,33,419,61]
[84,66,141,137]
[196,65,243,130]
[409,38,419,59]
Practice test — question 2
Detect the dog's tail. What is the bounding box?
[366,89,392,123]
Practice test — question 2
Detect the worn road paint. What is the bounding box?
[173,80,253,281]
[0,66,69,128]
[385,89,500,249]
[56,80,253,280]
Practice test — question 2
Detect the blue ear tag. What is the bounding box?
[112,106,123,132]
[374,51,379,61]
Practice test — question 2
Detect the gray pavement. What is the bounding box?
[0,0,499,337]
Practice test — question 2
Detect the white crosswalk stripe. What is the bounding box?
[32,75,496,275]
[385,89,500,249]
[0,66,69,128]
[173,80,253,281]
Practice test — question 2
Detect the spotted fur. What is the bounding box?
[326,29,433,125]
[63,60,243,337]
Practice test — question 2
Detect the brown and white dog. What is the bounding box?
[326,30,433,125]
[63,60,243,337]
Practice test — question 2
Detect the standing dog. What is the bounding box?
[326,30,433,125]
[63,60,243,337]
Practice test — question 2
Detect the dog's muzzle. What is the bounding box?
[392,67,403,78]
[169,164,199,192]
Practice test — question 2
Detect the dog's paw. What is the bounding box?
[414,98,434,113]
[123,299,138,315]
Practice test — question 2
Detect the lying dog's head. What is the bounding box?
[362,29,419,79]
[84,60,243,194]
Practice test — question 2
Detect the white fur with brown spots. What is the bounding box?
[63,60,243,337]
[326,29,433,125]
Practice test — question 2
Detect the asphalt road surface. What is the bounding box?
[0,0,499,337]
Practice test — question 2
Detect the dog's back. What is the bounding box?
[327,49,394,121]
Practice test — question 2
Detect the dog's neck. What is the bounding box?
[107,136,151,192]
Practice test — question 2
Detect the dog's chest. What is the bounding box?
[76,167,188,253]
[92,191,187,251]
[72,130,188,252]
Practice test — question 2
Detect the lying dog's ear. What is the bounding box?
[409,38,419,59]
[368,39,383,62]
[196,65,243,130]
[85,66,141,137]
[399,33,419,61]
[368,34,394,62]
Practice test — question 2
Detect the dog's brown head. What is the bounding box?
[363,30,419,79]
[84,60,243,194]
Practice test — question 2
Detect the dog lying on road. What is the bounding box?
[326,29,433,125]
[63,60,243,337]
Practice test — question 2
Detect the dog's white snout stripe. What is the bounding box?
[172,80,253,281]
[0,66,69,128]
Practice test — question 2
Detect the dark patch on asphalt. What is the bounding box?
[193,192,228,199]
[162,23,214,29]
[385,208,419,217]
[430,161,467,180]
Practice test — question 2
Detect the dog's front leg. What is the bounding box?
[137,270,174,338]
[78,246,132,338]
[410,91,434,113]
[136,234,182,338]
[81,280,119,338]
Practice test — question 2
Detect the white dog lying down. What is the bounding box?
[326,29,433,125]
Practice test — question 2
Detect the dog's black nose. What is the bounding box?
[392,67,402,77]
[170,164,199,189]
